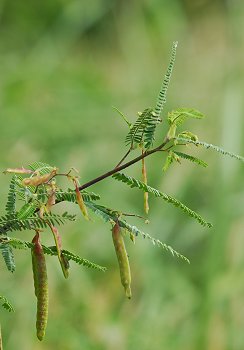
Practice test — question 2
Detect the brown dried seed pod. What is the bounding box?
[45,182,56,212]
[23,169,57,187]
[3,167,34,174]
[112,222,132,299]
[31,232,48,341]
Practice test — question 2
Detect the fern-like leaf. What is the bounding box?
[177,138,244,162]
[2,237,106,272]
[119,218,190,263]
[144,42,179,148]
[29,161,54,175]
[0,212,76,234]
[143,110,162,149]
[0,295,15,312]
[125,108,155,147]
[17,202,38,220]
[86,201,189,263]
[5,175,17,215]
[112,173,212,227]
[168,108,204,126]
[154,41,178,117]
[0,243,15,272]
[55,189,100,204]
[174,151,208,167]
[86,202,114,223]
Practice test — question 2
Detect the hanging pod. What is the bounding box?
[141,151,149,214]
[31,232,48,341]
[49,224,69,279]
[73,180,89,221]
[112,222,132,299]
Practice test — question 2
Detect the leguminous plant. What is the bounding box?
[0,42,243,342]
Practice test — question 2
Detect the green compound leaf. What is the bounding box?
[56,189,100,203]
[168,108,204,127]
[0,212,76,235]
[112,173,212,228]
[29,162,54,175]
[86,201,190,263]
[1,237,106,272]
[0,243,15,272]
[5,175,17,215]
[125,108,155,147]
[176,138,244,162]
[154,41,178,118]
[0,295,15,312]
[17,202,38,220]
[174,151,208,167]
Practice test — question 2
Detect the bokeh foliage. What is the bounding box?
[0,1,244,349]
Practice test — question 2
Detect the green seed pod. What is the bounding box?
[112,222,132,299]
[141,154,149,214]
[73,180,89,221]
[31,232,48,341]
[60,252,70,279]
[49,224,69,279]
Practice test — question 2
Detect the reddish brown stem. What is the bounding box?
[78,138,170,191]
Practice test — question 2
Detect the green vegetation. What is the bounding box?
[0,1,243,349]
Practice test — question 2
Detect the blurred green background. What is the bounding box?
[0,1,244,349]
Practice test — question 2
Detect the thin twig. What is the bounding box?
[115,148,131,168]
[0,138,171,235]
[79,138,170,191]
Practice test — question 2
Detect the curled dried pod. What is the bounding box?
[112,221,132,299]
[23,169,57,187]
[31,232,48,341]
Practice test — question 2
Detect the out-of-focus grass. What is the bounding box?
[0,1,244,349]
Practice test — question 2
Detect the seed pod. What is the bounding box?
[141,153,149,214]
[49,225,68,279]
[23,169,57,187]
[3,167,34,175]
[112,222,132,299]
[31,232,48,341]
[45,182,56,212]
[60,252,70,279]
[73,180,89,221]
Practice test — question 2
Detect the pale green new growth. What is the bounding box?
[168,108,204,126]
[112,173,212,228]
[174,151,208,167]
